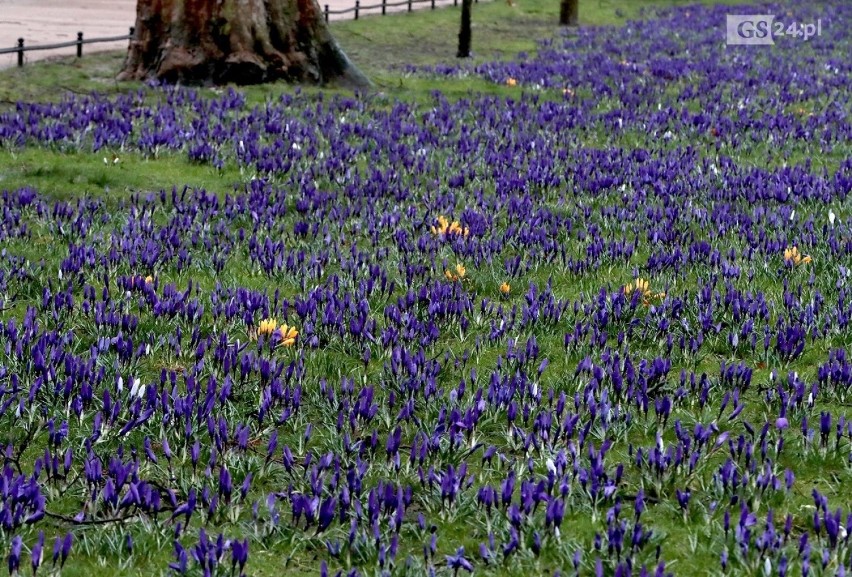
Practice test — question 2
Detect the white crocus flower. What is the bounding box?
[130,378,141,398]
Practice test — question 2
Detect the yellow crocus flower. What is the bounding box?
[432,215,469,237]
[257,318,278,337]
[445,263,467,282]
[784,246,812,266]
[278,324,299,347]
[624,278,651,298]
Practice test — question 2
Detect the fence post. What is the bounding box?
[382,0,386,15]
[408,0,412,11]
[17,38,24,67]
[454,0,458,5]
[431,0,435,9]
[324,4,329,21]
[354,0,359,19]
[76,32,83,58]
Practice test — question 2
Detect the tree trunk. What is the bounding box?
[456,0,472,58]
[118,0,370,88]
[559,0,578,26]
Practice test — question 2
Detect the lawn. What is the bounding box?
[0,0,850,576]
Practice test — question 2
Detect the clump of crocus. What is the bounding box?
[784,246,812,266]
[445,263,467,282]
[506,78,518,87]
[431,215,469,237]
[624,278,651,299]
[624,278,665,305]
[500,282,511,295]
[277,324,299,347]
[256,318,278,337]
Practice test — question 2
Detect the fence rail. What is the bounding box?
[323,0,476,20]
[0,28,135,67]
[2,0,477,68]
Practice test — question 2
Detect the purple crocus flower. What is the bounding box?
[8,536,22,575]
[445,546,473,574]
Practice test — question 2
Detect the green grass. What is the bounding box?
[0,147,243,202]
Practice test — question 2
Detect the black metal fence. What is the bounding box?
[323,0,477,21]
[0,28,135,68]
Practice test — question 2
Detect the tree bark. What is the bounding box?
[456,0,472,58]
[559,0,578,26]
[119,0,370,88]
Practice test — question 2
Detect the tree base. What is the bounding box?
[118,0,370,89]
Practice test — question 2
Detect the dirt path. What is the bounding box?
[0,0,463,69]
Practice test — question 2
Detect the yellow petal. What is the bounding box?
[258,318,278,336]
